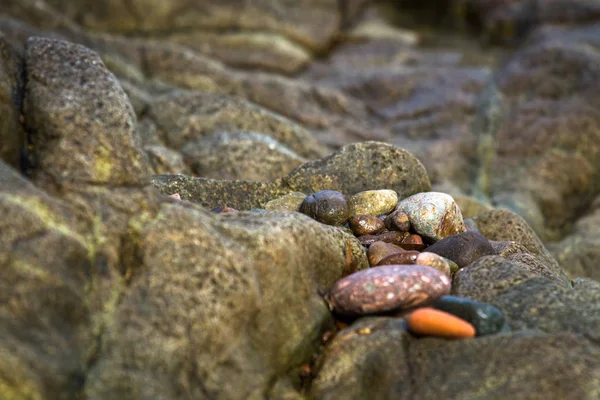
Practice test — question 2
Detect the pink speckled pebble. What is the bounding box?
[328,264,451,316]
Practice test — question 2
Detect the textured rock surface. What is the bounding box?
[2,1,600,399]
[182,131,306,181]
[312,317,600,400]
[0,34,24,170]
[24,37,152,190]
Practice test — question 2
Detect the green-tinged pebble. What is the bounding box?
[431,295,505,336]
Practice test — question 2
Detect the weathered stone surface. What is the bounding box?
[0,160,92,400]
[487,25,600,241]
[312,316,600,400]
[0,34,25,170]
[548,194,600,280]
[472,209,567,281]
[182,131,306,181]
[148,90,324,159]
[153,142,431,211]
[24,37,152,190]
[144,145,190,175]
[453,256,600,338]
[286,142,431,197]
[396,192,466,242]
[85,209,368,399]
[41,0,355,53]
[151,174,290,210]
[265,192,307,212]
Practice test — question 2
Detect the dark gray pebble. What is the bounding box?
[299,190,349,226]
[431,295,506,336]
[425,231,495,269]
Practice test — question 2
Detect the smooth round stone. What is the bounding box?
[349,214,386,236]
[442,257,459,273]
[348,190,398,217]
[399,234,426,251]
[406,307,475,339]
[431,295,506,336]
[327,264,451,316]
[299,190,349,226]
[358,231,409,247]
[265,192,307,212]
[415,252,451,276]
[367,241,405,266]
[425,231,495,269]
[376,251,419,266]
[396,192,466,242]
[384,210,411,232]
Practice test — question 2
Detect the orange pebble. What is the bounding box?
[406,307,475,339]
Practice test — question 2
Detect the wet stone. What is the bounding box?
[299,190,349,226]
[349,214,386,236]
[406,307,476,339]
[367,241,405,266]
[415,252,451,277]
[348,190,398,217]
[400,234,426,251]
[396,192,466,242]
[327,264,452,316]
[358,231,409,247]
[384,210,411,232]
[265,192,307,212]
[425,231,495,269]
[431,295,506,337]
[376,251,420,266]
[443,257,460,274]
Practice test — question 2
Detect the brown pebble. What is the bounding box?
[349,214,386,236]
[384,210,411,232]
[399,234,426,251]
[358,231,409,247]
[376,251,420,266]
[415,252,451,276]
[367,241,405,266]
[327,264,452,316]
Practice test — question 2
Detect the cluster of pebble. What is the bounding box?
[169,189,507,339]
[269,189,507,339]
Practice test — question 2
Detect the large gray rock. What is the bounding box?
[152,142,431,209]
[312,317,600,399]
[471,209,566,282]
[0,160,92,399]
[148,90,324,159]
[0,34,25,170]
[182,131,307,181]
[453,256,600,339]
[24,37,152,190]
[84,208,367,399]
